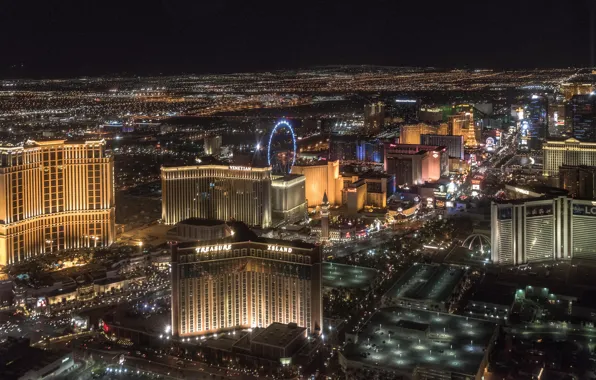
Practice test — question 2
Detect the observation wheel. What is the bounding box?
[267,120,297,174]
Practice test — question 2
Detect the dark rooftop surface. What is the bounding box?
[0,337,70,380]
[342,307,496,377]
[178,218,227,227]
[250,322,306,348]
[395,320,429,332]
[468,286,516,307]
[177,222,317,251]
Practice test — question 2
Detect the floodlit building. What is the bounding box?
[543,138,596,177]
[170,225,323,337]
[204,135,222,156]
[271,174,307,224]
[384,143,448,186]
[363,102,385,134]
[399,123,439,144]
[291,160,340,207]
[161,164,272,228]
[421,134,464,160]
[491,196,596,264]
[0,140,115,265]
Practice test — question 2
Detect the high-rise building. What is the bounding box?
[524,95,549,148]
[570,94,596,142]
[420,134,464,160]
[384,144,448,186]
[448,112,477,146]
[578,166,596,200]
[560,83,593,100]
[559,165,581,198]
[291,160,340,207]
[543,138,596,177]
[271,174,307,224]
[170,226,323,337]
[363,102,385,134]
[560,165,596,199]
[491,196,596,264]
[399,124,438,144]
[491,197,566,265]
[204,135,222,156]
[329,137,383,163]
[161,164,272,227]
[0,140,115,265]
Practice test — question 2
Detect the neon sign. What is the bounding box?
[267,245,293,253]
[196,244,232,253]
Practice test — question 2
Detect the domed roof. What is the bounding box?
[462,233,490,253]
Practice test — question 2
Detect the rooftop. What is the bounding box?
[341,307,497,377]
[0,337,71,379]
[322,262,378,289]
[251,322,306,348]
[177,222,318,251]
[384,264,465,303]
[272,174,304,182]
[178,218,227,227]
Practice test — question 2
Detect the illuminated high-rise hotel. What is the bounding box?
[0,140,115,265]
[161,164,272,227]
[543,138,596,177]
[170,226,323,337]
[491,196,596,264]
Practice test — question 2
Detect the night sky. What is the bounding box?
[0,0,592,77]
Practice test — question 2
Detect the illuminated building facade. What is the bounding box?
[560,83,593,101]
[363,102,385,134]
[420,134,464,160]
[271,174,307,224]
[543,138,596,177]
[570,94,596,142]
[204,135,222,156]
[329,137,383,163]
[161,164,272,228]
[0,140,115,265]
[399,123,440,145]
[170,231,323,337]
[291,160,340,207]
[491,196,596,264]
[346,180,367,214]
[339,172,393,209]
[384,144,448,186]
[524,95,549,149]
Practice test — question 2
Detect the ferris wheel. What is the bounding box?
[267,120,297,174]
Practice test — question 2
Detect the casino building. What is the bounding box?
[491,196,596,264]
[161,164,272,228]
[0,140,115,265]
[543,138,596,177]
[170,224,323,337]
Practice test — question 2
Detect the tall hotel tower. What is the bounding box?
[161,164,272,228]
[170,224,323,337]
[0,140,115,265]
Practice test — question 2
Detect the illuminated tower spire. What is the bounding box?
[321,191,330,242]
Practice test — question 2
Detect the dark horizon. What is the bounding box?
[1,0,594,79]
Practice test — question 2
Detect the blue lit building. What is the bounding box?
[571,94,596,142]
[523,95,548,149]
[330,136,383,163]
